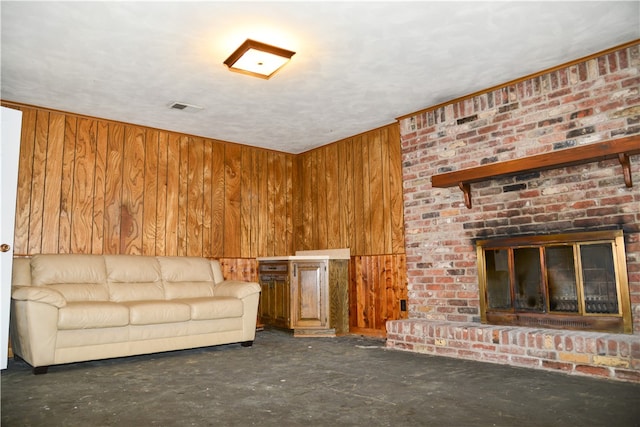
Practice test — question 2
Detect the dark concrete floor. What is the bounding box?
[2,328,639,427]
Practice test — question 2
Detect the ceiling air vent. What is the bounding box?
[168,102,204,113]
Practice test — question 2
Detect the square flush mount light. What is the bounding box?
[223,39,295,79]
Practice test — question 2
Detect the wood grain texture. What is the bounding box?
[28,110,49,254]
[210,142,225,258]
[58,116,77,254]
[13,107,36,255]
[176,136,189,256]
[71,118,97,254]
[6,102,297,259]
[293,123,405,257]
[186,137,204,256]
[388,123,405,254]
[328,259,349,335]
[219,257,259,282]
[120,126,145,255]
[142,129,159,256]
[91,120,108,254]
[349,254,407,335]
[41,112,64,254]
[223,144,242,257]
[155,131,169,256]
[201,138,213,258]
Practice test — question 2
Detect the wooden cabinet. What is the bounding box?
[258,254,349,337]
[258,262,290,329]
[290,260,329,334]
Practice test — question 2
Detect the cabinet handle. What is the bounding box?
[293,264,297,277]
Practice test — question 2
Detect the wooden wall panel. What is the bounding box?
[142,129,159,256]
[176,136,189,256]
[295,124,404,257]
[103,123,123,254]
[369,130,384,254]
[28,110,49,254]
[13,108,36,255]
[186,137,204,256]
[119,126,145,255]
[155,131,169,256]
[240,146,253,258]
[210,142,225,258]
[5,102,404,337]
[40,112,64,254]
[223,144,242,257]
[71,118,97,254]
[388,124,405,254]
[325,144,340,249]
[349,254,408,336]
[219,258,259,282]
[92,120,108,254]
[5,103,295,260]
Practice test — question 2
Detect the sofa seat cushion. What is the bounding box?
[125,301,191,325]
[177,297,243,320]
[58,302,129,330]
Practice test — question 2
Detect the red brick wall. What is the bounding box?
[397,43,640,334]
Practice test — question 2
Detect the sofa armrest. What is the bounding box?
[12,286,67,308]
[213,281,261,299]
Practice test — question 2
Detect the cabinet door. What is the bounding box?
[259,280,274,324]
[291,261,327,329]
[272,277,290,329]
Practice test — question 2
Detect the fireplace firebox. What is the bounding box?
[476,230,632,334]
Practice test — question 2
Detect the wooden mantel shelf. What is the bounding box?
[431,136,640,208]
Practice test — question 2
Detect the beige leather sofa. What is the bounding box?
[10,254,261,374]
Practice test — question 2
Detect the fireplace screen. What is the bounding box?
[477,230,632,333]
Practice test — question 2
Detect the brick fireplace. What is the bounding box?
[386,42,640,382]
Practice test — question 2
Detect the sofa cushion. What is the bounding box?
[210,260,224,284]
[30,254,109,301]
[157,256,214,282]
[58,301,129,330]
[157,256,216,299]
[125,301,191,325]
[104,255,165,302]
[177,297,243,320]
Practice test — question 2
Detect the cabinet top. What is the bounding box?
[258,248,350,261]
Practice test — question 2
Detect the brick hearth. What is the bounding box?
[386,320,640,382]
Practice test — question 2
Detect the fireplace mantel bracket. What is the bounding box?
[431,136,640,209]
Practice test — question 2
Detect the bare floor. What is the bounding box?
[2,329,639,427]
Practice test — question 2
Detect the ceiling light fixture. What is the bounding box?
[223,39,295,79]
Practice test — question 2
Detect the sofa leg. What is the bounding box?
[33,366,49,375]
[241,340,253,347]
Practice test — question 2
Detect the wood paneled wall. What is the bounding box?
[4,103,294,260]
[349,254,408,337]
[5,102,407,335]
[294,125,407,334]
[294,125,405,256]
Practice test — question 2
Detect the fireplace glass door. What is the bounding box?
[477,230,631,334]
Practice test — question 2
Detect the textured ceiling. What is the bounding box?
[1,1,638,154]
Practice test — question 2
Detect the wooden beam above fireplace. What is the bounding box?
[431,135,640,208]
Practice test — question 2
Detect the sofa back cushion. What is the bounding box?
[157,256,216,299]
[30,254,109,301]
[104,255,165,302]
[210,260,224,284]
